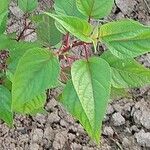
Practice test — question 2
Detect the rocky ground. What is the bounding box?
[0,0,150,149]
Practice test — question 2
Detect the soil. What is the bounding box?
[0,0,150,150]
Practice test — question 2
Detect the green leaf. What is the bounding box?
[8,41,41,74]
[76,0,114,19]
[0,85,13,126]
[101,51,150,88]
[54,0,84,18]
[0,35,16,51]
[18,0,38,12]
[12,48,60,112]
[0,11,8,34]
[0,0,9,13]
[99,20,150,58]
[44,12,93,42]
[110,87,130,100]
[71,57,111,142]
[33,14,62,47]
[14,93,46,114]
[0,0,9,34]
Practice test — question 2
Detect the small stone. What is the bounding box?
[29,143,40,150]
[43,125,54,141]
[113,104,122,112]
[135,130,150,148]
[34,114,47,124]
[103,115,109,122]
[53,131,67,150]
[47,112,60,124]
[60,119,69,128]
[122,137,132,148]
[82,146,95,150]
[106,104,114,115]
[140,111,150,130]
[71,143,82,150]
[112,112,125,126]
[31,129,44,143]
[46,98,58,111]
[115,0,137,14]
[68,133,76,141]
[130,125,140,133]
[9,2,24,18]
[103,126,114,137]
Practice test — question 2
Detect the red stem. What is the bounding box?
[60,41,91,53]
[83,44,89,61]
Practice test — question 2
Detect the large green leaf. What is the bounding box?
[76,0,114,19]
[18,0,38,12]
[44,12,93,42]
[0,85,13,126]
[54,0,84,18]
[0,11,8,34]
[0,0,9,13]
[0,0,9,34]
[71,57,111,142]
[14,93,46,114]
[99,20,150,58]
[32,14,62,47]
[101,51,150,88]
[12,48,60,111]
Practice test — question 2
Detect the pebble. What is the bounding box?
[103,126,114,137]
[135,130,150,148]
[115,0,137,14]
[106,104,114,115]
[47,112,60,124]
[52,131,67,150]
[31,129,44,143]
[112,112,125,126]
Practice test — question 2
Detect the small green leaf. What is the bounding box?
[71,57,111,142]
[14,93,46,114]
[18,0,38,12]
[101,51,150,88]
[44,12,93,42]
[76,0,114,19]
[0,85,13,126]
[33,14,62,47]
[54,0,84,18]
[12,48,60,112]
[99,20,150,58]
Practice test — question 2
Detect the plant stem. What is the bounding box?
[60,41,91,54]
[83,44,89,61]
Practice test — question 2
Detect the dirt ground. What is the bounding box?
[0,0,150,149]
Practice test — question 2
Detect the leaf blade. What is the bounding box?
[0,85,13,126]
[71,57,111,142]
[12,48,60,112]
[99,20,150,58]
[101,51,150,88]
[76,0,114,19]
